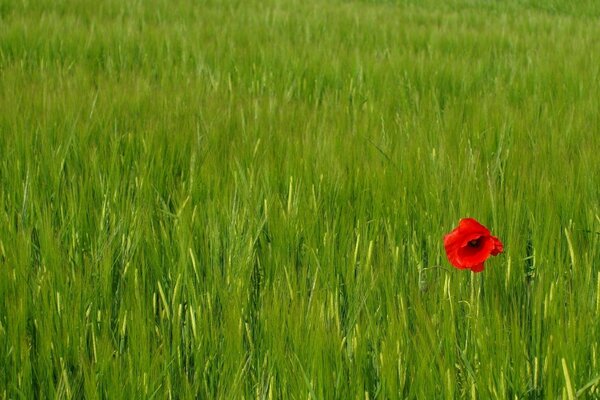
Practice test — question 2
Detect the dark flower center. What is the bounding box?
[468,239,481,248]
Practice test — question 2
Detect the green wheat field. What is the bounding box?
[1,0,599,398]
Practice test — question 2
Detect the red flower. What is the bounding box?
[443,218,503,273]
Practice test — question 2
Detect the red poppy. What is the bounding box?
[443,218,503,273]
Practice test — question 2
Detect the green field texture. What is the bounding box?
[1,0,599,398]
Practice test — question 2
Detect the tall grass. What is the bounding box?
[0,0,599,398]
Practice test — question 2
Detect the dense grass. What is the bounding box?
[1,0,599,398]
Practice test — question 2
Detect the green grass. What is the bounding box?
[1,0,599,398]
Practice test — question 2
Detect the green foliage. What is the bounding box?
[0,0,599,398]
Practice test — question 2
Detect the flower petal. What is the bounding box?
[443,228,466,268]
[470,263,485,273]
[458,218,490,236]
[456,236,494,267]
[490,235,504,255]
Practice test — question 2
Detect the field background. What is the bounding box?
[1,0,599,398]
